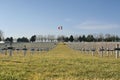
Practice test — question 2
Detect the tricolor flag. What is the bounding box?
[58,26,63,30]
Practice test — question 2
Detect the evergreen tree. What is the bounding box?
[82,35,86,42]
[10,37,13,43]
[78,36,82,42]
[86,35,95,42]
[69,35,74,42]
[64,37,69,42]
[17,37,29,42]
[30,35,36,42]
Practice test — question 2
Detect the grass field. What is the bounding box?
[0,43,120,80]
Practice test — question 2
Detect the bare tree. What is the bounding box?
[48,35,55,42]
[0,30,4,41]
[98,33,104,42]
[39,35,44,42]
[36,35,43,42]
[43,36,47,42]
[74,35,79,42]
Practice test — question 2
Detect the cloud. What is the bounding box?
[76,20,119,30]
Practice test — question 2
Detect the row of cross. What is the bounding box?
[71,44,120,59]
[0,45,50,56]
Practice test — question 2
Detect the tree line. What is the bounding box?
[1,34,120,43]
[4,35,36,43]
[57,34,120,42]
[0,29,120,43]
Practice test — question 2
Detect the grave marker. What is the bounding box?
[8,47,14,56]
[16,48,20,54]
[23,45,27,56]
[5,45,7,55]
[91,48,96,56]
[114,44,120,59]
[31,48,35,55]
[106,48,109,56]
[99,46,104,57]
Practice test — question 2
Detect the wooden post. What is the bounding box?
[24,49,27,56]
[31,48,35,55]
[8,43,13,56]
[5,45,7,55]
[82,48,85,54]
[1,49,3,54]
[9,49,12,56]
[115,44,119,59]
[92,51,94,56]
[23,45,27,56]
[37,48,40,54]
[100,46,104,58]
[86,49,88,54]
[16,49,20,54]
[91,48,95,56]
[106,48,109,56]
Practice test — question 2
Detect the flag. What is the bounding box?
[58,26,62,30]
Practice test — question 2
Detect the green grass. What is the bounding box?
[0,43,120,80]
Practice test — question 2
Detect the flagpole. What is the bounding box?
[57,26,63,42]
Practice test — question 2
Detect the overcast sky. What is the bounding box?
[0,0,120,38]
